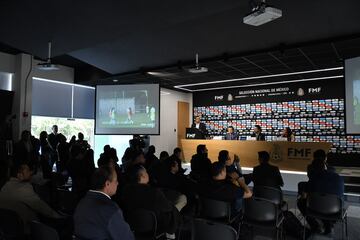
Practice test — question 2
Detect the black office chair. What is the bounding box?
[242,198,284,240]
[125,208,165,240]
[30,221,59,240]
[192,218,237,240]
[199,197,240,224]
[253,186,288,210]
[0,208,24,240]
[56,188,77,214]
[303,192,348,240]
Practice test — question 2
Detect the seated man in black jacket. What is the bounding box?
[199,162,252,213]
[74,166,134,240]
[190,144,212,181]
[252,151,284,189]
[121,164,180,240]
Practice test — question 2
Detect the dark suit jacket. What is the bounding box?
[225,133,238,140]
[190,153,212,180]
[252,163,284,189]
[74,191,134,240]
[251,133,266,141]
[191,123,207,139]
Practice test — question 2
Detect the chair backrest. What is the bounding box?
[0,208,24,239]
[126,209,157,237]
[307,192,342,215]
[192,218,237,240]
[30,221,59,240]
[243,198,277,222]
[56,188,77,214]
[253,186,283,205]
[199,198,231,221]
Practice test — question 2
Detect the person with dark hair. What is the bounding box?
[298,149,344,236]
[281,127,295,142]
[168,147,185,175]
[75,132,90,149]
[225,126,238,140]
[74,166,134,240]
[56,134,70,174]
[218,150,252,185]
[199,162,252,213]
[0,162,62,234]
[251,125,265,141]
[13,130,34,165]
[145,145,160,170]
[159,151,170,161]
[48,125,64,166]
[121,164,180,240]
[191,116,207,139]
[252,151,283,189]
[190,144,212,181]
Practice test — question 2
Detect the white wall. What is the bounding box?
[0,51,76,140]
[150,88,193,155]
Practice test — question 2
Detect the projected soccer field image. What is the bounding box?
[95,84,160,135]
[354,80,360,124]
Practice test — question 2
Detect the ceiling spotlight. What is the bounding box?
[187,53,208,74]
[112,79,119,82]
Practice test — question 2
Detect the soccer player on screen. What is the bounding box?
[109,107,116,125]
[355,96,360,124]
[127,107,134,124]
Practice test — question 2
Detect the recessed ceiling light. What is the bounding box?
[113,79,119,82]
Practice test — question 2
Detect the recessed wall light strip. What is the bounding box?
[174,66,343,90]
[176,75,343,92]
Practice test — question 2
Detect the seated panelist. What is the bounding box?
[224,126,238,140]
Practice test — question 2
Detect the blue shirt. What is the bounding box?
[308,170,344,199]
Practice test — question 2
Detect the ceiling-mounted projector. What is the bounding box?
[243,0,282,26]
[188,53,208,73]
[36,41,59,71]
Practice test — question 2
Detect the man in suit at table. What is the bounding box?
[191,116,207,139]
[225,126,238,140]
[251,125,266,141]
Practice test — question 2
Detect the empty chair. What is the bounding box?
[125,208,164,239]
[30,221,59,240]
[199,197,239,224]
[56,188,77,214]
[192,218,237,240]
[242,198,284,240]
[303,192,348,240]
[253,186,287,210]
[0,208,24,240]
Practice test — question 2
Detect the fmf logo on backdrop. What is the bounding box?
[214,95,224,101]
[308,87,321,93]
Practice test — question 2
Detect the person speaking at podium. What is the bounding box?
[225,126,238,140]
[191,116,207,139]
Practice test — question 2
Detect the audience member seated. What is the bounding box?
[199,162,252,213]
[75,132,90,150]
[252,151,284,189]
[0,162,62,234]
[168,147,185,174]
[13,130,36,166]
[121,164,181,239]
[298,149,344,236]
[159,151,170,161]
[218,150,252,185]
[145,145,160,170]
[190,144,212,181]
[74,166,134,240]
[67,145,95,199]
